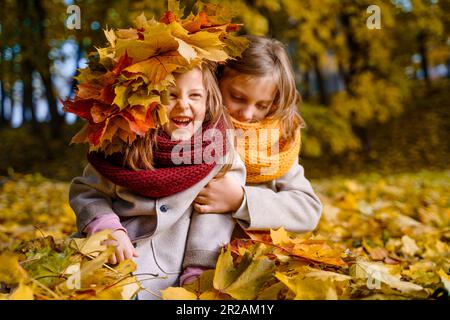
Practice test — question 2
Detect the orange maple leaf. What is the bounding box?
[160,11,177,24]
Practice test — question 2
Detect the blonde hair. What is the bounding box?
[123,62,228,170]
[220,35,304,142]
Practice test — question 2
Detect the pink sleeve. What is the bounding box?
[83,213,127,235]
[179,266,208,286]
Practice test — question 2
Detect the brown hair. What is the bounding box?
[122,62,228,170]
[220,35,304,142]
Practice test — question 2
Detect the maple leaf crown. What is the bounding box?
[63,0,249,156]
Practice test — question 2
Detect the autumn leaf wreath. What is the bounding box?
[62,1,248,156]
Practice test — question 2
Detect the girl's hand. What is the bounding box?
[193,174,244,214]
[102,229,139,265]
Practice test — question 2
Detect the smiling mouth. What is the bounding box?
[171,116,192,128]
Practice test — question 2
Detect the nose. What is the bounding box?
[238,106,254,122]
[175,96,189,110]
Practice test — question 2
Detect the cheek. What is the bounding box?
[193,100,207,122]
[259,108,272,119]
[164,104,174,116]
[254,111,268,122]
[222,97,241,115]
[221,94,233,108]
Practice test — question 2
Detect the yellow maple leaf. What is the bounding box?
[69,229,113,257]
[270,227,294,246]
[113,86,130,110]
[127,93,160,108]
[174,38,199,63]
[124,51,188,85]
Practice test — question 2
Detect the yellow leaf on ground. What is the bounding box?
[275,272,338,300]
[270,227,293,246]
[437,269,450,292]
[0,252,28,285]
[9,282,34,300]
[401,235,420,256]
[161,287,197,300]
[352,260,424,294]
[69,229,112,257]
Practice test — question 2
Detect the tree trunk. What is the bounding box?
[312,54,328,105]
[0,80,6,127]
[300,67,310,101]
[22,61,33,122]
[418,33,430,86]
[337,58,348,90]
[9,49,17,127]
[352,124,371,154]
[34,0,64,138]
[18,0,40,133]
[339,12,361,96]
[447,57,450,79]
[22,62,40,134]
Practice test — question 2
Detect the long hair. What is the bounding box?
[219,35,304,142]
[122,62,228,170]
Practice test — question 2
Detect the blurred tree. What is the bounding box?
[0,0,449,169]
[278,0,339,106]
[0,0,68,136]
[396,0,445,86]
[328,1,408,153]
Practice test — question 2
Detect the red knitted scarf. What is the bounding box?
[87,117,228,198]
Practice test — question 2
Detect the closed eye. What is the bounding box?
[257,104,270,110]
[190,93,203,99]
[231,94,245,101]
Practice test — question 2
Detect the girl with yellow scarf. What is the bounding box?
[193,35,323,234]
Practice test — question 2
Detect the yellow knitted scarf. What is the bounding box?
[231,117,301,184]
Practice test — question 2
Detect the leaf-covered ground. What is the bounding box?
[0,170,449,299]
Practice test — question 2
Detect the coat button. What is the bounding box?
[160,205,169,212]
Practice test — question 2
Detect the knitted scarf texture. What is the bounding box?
[231,117,301,184]
[87,117,228,198]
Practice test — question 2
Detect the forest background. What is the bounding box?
[0,0,449,300]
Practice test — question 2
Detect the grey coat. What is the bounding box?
[232,162,323,234]
[69,149,246,300]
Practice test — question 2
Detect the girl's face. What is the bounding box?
[163,68,207,141]
[219,72,277,123]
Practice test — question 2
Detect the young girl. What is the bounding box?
[192,35,323,250]
[69,64,246,300]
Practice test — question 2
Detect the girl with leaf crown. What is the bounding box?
[188,35,323,281]
[64,1,249,300]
